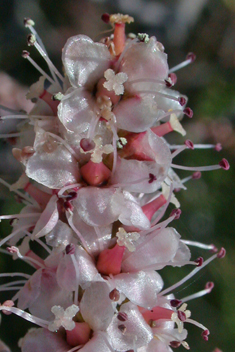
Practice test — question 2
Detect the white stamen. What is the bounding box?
[159,252,218,296]
[0,305,49,328]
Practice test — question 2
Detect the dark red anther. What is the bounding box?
[186,52,196,62]
[22,50,30,58]
[165,79,173,88]
[27,34,36,46]
[170,299,182,308]
[109,288,120,301]
[178,97,186,106]
[205,282,214,292]
[118,324,126,333]
[170,208,181,220]
[101,13,110,23]
[65,243,76,255]
[219,158,230,170]
[195,257,204,266]
[217,247,226,258]
[201,329,210,341]
[117,312,128,321]
[168,73,177,85]
[185,140,194,150]
[183,107,193,118]
[177,310,186,322]
[148,173,157,184]
[170,341,181,348]
[80,138,95,152]
[192,171,201,179]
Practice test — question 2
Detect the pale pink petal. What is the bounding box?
[114,95,158,132]
[18,269,73,320]
[80,281,115,331]
[114,270,163,308]
[79,332,114,352]
[32,195,59,239]
[122,228,181,272]
[20,328,70,352]
[25,144,79,189]
[120,37,168,93]
[57,88,97,133]
[56,245,98,291]
[107,302,153,351]
[62,35,111,89]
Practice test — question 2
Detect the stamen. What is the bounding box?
[180,282,214,303]
[181,240,217,252]
[171,140,194,159]
[135,90,185,104]
[0,104,22,115]
[0,223,35,247]
[159,251,221,296]
[109,288,120,301]
[169,53,196,73]
[171,159,230,172]
[66,213,92,256]
[7,246,46,269]
[0,305,49,328]
[0,273,31,279]
[0,212,40,221]
[0,178,38,206]
[22,51,55,85]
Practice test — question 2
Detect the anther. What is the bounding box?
[217,247,226,258]
[22,50,30,58]
[219,158,230,170]
[170,299,182,308]
[168,73,177,85]
[192,171,201,179]
[184,140,194,150]
[148,173,157,184]
[27,34,36,46]
[186,52,196,62]
[118,324,126,333]
[205,282,214,292]
[170,208,182,219]
[178,97,186,106]
[101,13,110,24]
[195,257,204,266]
[80,138,95,152]
[24,18,35,27]
[65,244,76,255]
[201,329,210,341]
[178,310,186,322]
[117,312,128,321]
[109,288,120,301]
[183,107,193,118]
[170,341,181,348]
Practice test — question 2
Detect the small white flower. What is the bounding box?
[103,69,128,95]
[116,227,140,252]
[48,304,79,332]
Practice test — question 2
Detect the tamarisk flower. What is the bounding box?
[0,12,229,352]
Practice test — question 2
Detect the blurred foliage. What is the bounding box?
[0,0,234,351]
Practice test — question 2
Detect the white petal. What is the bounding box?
[62,35,111,89]
[114,271,163,308]
[32,195,58,239]
[80,282,114,331]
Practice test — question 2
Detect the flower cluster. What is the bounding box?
[0,14,228,352]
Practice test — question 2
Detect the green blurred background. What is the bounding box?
[0,0,234,351]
